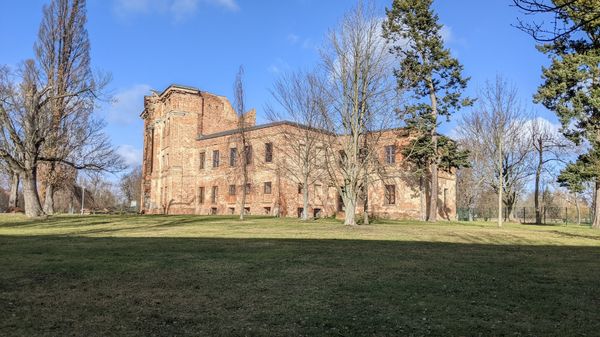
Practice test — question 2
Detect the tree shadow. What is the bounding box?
[1,235,599,336]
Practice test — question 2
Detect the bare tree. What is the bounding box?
[0,62,53,217]
[266,70,327,221]
[35,0,118,214]
[120,165,142,207]
[320,2,396,226]
[233,66,250,220]
[528,117,569,224]
[455,139,486,221]
[458,76,530,227]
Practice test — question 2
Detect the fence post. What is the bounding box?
[522,207,525,224]
[565,207,568,226]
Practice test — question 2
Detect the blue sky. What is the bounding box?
[0,0,555,170]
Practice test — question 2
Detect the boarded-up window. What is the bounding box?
[265,143,273,163]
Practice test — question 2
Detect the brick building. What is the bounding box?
[140,84,456,219]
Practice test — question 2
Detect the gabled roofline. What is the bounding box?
[195,121,411,141]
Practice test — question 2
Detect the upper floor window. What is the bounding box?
[245,183,252,194]
[229,184,237,196]
[244,145,253,165]
[212,150,220,168]
[385,145,396,164]
[265,143,273,163]
[384,185,396,205]
[230,148,237,167]
[199,152,206,169]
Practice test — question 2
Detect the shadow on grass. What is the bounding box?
[1,235,600,337]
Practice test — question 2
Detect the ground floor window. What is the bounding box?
[264,207,271,215]
[229,207,235,214]
[314,208,322,218]
[297,208,304,218]
[384,185,396,205]
[210,207,217,215]
[244,207,250,215]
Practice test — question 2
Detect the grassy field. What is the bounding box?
[1,215,600,336]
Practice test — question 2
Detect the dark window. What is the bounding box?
[198,187,205,204]
[229,148,237,166]
[314,208,322,218]
[245,183,251,194]
[385,185,396,205]
[212,150,220,168]
[264,182,272,194]
[229,207,235,214]
[298,183,303,194]
[229,184,236,196]
[338,150,347,166]
[210,207,217,215]
[211,186,218,203]
[297,208,304,218]
[264,207,271,215]
[244,207,250,215]
[199,152,205,169]
[265,143,273,163]
[385,145,396,164]
[244,145,253,165]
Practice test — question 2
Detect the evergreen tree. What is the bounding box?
[383,0,472,222]
[514,0,600,228]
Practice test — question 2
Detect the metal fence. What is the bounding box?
[457,207,593,225]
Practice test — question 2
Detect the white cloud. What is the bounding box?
[267,58,290,75]
[287,33,300,44]
[106,84,151,125]
[113,0,239,22]
[117,145,143,167]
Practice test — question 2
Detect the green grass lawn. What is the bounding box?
[1,215,600,336]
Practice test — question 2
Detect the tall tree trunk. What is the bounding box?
[419,176,426,221]
[43,184,55,215]
[239,146,248,221]
[428,85,439,222]
[8,172,19,209]
[574,193,580,225]
[344,195,356,226]
[363,172,369,225]
[593,181,600,229]
[22,168,44,217]
[534,139,543,224]
[497,139,503,228]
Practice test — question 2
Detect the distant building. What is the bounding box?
[140,84,456,219]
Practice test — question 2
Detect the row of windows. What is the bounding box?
[199,142,273,169]
[197,182,273,204]
[163,143,395,171]
[197,183,397,205]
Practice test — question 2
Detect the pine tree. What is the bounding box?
[514,0,600,228]
[383,0,472,222]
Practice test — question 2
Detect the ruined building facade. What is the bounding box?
[140,84,457,219]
